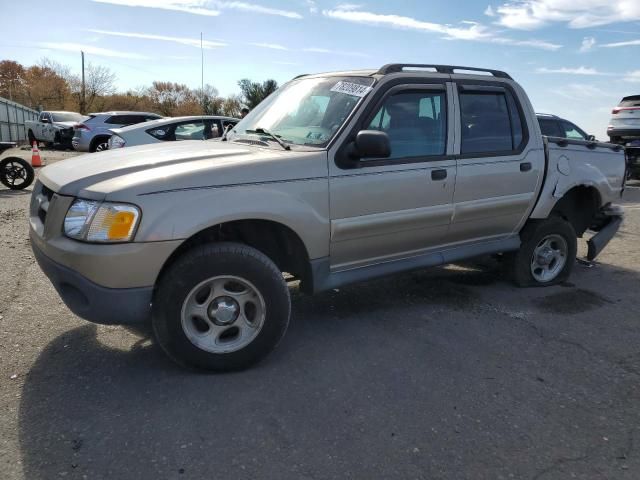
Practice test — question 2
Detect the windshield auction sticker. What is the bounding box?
[330,81,373,98]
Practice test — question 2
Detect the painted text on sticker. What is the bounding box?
[330,81,373,98]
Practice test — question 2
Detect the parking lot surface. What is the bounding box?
[1,152,640,479]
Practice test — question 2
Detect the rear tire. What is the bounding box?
[152,242,291,371]
[507,217,577,287]
[90,136,110,153]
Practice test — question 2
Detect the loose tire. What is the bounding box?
[0,157,35,190]
[507,217,577,287]
[152,242,291,371]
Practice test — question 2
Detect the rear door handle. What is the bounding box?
[431,169,447,181]
[520,162,532,172]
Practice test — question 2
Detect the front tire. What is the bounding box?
[27,130,36,146]
[507,217,577,287]
[152,242,291,371]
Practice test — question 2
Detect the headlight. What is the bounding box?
[109,135,126,148]
[64,199,141,242]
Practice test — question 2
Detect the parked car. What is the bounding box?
[30,63,625,372]
[26,111,87,148]
[108,116,240,149]
[608,95,640,144]
[72,111,162,153]
[626,139,640,179]
[537,113,595,141]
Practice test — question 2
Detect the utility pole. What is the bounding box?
[81,51,86,114]
[200,32,204,111]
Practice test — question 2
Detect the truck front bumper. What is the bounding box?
[31,240,153,325]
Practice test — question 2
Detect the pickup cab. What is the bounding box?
[26,111,86,147]
[29,64,626,371]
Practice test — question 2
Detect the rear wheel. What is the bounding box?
[152,242,291,371]
[0,157,35,190]
[90,136,110,153]
[507,217,577,287]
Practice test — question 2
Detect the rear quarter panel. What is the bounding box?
[530,139,625,219]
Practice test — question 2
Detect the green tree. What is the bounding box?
[238,78,278,109]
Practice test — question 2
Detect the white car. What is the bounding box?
[608,95,640,144]
[108,116,240,149]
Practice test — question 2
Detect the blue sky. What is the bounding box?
[2,0,640,139]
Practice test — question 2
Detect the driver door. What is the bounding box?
[328,83,456,271]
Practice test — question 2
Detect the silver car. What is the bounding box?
[108,116,240,149]
[608,95,640,143]
[72,111,162,152]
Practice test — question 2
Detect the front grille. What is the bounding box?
[32,181,55,227]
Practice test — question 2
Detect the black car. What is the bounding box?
[536,113,595,141]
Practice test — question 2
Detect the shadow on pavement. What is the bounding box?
[18,259,640,479]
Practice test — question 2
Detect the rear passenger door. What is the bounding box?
[448,83,543,245]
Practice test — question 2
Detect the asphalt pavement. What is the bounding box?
[1,151,640,479]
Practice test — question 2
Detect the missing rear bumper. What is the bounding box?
[586,212,623,261]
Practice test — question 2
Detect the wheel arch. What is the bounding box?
[548,185,602,237]
[89,134,111,152]
[156,219,315,293]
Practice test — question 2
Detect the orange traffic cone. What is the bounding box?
[31,142,42,167]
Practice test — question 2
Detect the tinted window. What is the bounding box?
[367,91,447,159]
[51,112,85,122]
[460,90,523,154]
[538,118,562,137]
[619,97,640,107]
[561,121,587,140]
[105,115,149,125]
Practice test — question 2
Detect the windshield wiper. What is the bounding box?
[245,128,291,151]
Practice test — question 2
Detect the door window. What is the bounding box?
[538,118,562,137]
[460,90,524,154]
[366,91,447,160]
[174,121,205,140]
[560,121,587,140]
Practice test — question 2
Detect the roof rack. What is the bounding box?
[377,64,512,79]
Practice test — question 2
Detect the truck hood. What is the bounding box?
[39,140,328,200]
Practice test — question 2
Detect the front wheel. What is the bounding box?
[0,157,35,190]
[152,242,291,371]
[507,217,577,287]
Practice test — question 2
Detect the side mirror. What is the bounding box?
[41,118,49,124]
[587,134,596,142]
[354,130,391,159]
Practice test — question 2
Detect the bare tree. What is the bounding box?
[67,62,116,113]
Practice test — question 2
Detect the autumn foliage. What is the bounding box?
[0,59,277,118]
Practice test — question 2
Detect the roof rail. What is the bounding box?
[536,113,560,118]
[377,64,512,79]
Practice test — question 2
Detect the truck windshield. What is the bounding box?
[228,76,375,148]
[51,112,86,122]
